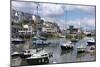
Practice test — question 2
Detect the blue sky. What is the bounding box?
[12,1,96,31]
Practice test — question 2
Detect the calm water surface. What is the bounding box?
[11,37,96,66]
[45,37,95,64]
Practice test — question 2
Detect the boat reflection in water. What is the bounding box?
[11,37,96,66]
[60,49,72,56]
[77,44,87,53]
[77,52,86,58]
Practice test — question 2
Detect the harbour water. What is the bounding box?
[11,37,96,66]
[45,37,95,64]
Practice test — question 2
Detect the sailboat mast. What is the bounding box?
[36,2,39,52]
[37,3,38,16]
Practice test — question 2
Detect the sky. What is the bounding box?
[12,1,96,31]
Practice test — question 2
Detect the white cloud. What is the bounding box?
[63,5,95,14]
[12,1,37,8]
[41,14,95,30]
[12,1,65,16]
[38,3,64,17]
[82,18,95,25]
[12,1,37,14]
[12,1,95,30]
[12,1,95,16]
[63,18,95,30]
[38,3,95,17]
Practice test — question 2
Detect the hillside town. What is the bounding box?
[11,9,95,39]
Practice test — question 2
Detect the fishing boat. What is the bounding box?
[71,38,79,42]
[26,49,49,65]
[87,45,95,53]
[60,41,74,50]
[90,46,95,50]
[32,36,51,45]
[20,49,35,58]
[21,48,45,58]
[11,38,25,44]
[11,51,31,58]
[77,45,86,53]
[11,49,36,58]
[87,38,95,46]
[86,33,92,37]
[25,7,51,65]
[11,52,23,57]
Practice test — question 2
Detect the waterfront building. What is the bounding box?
[42,21,60,33]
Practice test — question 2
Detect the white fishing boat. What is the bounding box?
[60,41,74,50]
[11,38,25,44]
[32,36,51,45]
[21,48,44,58]
[26,49,49,65]
[87,38,95,46]
[71,38,79,42]
[11,49,37,58]
[20,49,36,58]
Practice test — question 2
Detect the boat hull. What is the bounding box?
[71,39,78,43]
[77,50,85,53]
[11,53,31,58]
[33,43,49,45]
[87,42,95,46]
[11,53,23,57]
[77,49,86,53]
[26,57,49,65]
[12,41,25,44]
[33,42,51,45]
[61,46,73,50]
[86,34,92,37]
[20,54,31,58]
